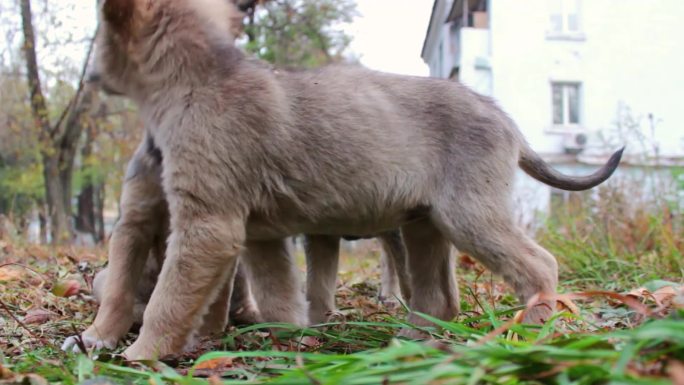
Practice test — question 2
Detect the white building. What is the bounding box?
[422,0,684,226]
[422,0,684,159]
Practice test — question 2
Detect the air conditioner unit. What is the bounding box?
[562,132,588,155]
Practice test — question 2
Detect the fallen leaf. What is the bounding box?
[627,284,680,308]
[0,364,13,380]
[23,309,56,325]
[51,280,81,297]
[626,287,649,300]
[26,245,50,260]
[652,286,678,307]
[458,254,478,270]
[194,357,234,371]
[298,336,322,350]
[0,267,23,282]
[556,297,581,315]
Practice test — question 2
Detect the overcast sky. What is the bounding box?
[1,0,433,77]
[347,0,432,76]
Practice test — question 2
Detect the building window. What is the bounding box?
[549,0,581,34]
[552,83,581,126]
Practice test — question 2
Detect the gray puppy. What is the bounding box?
[86,0,622,359]
[63,134,413,352]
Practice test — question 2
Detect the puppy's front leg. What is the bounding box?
[123,213,245,360]
[63,147,166,352]
[228,261,261,326]
[242,238,308,327]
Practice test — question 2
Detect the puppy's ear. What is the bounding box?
[102,0,136,31]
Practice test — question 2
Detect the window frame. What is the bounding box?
[547,0,584,39]
[551,82,582,128]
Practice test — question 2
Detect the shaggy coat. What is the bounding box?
[80,0,622,359]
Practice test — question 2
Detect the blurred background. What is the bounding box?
[0,1,681,279]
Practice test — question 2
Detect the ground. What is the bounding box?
[1,230,682,385]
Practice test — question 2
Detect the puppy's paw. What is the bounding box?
[61,332,118,353]
[379,295,401,309]
[229,304,261,326]
[123,340,161,361]
[522,301,555,325]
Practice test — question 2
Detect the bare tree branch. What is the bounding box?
[20,0,51,140]
[50,25,99,143]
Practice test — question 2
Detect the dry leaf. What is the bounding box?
[556,297,581,315]
[0,364,13,380]
[194,357,234,370]
[512,310,525,324]
[0,267,23,282]
[652,286,678,307]
[51,280,81,297]
[627,285,680,308]
[23,309,56,325]
[298,336,322,350]
[458,254,478,270]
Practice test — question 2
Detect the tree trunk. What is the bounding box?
[75,92,107,244]
[37,204,48,244]
[76,122,100,243]
[21,0,98,244]
[21,0,72,243]
[94,182,106,242]
[42,155,71,243]
[60,89,95,214]
[76,179,106,244]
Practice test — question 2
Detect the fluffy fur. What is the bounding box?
[62,136,413,352]
[87,0,622,359]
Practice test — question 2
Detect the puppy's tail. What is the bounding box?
[518,144,624,191]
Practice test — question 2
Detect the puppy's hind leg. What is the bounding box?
[200,260,262,334]
[197,271,233,338]
[432,194,558,324]
[304,235,340,325]
[242,239,309,327]
[378,230,411,306]
[400,218,458,339]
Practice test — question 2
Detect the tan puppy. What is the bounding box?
[88,232,411,332]
[90,253,259,330]
[63,135,412,351]
[87,0,622,359]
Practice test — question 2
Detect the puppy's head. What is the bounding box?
[96,0,244,96]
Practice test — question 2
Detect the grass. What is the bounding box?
[1,178,683,384]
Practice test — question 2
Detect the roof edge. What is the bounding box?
[420,0,440,61]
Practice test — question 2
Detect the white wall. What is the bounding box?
[489,0,684,157]
[458,27,492,95]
